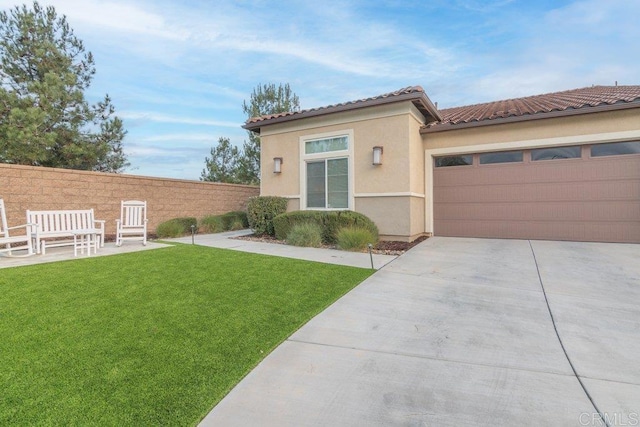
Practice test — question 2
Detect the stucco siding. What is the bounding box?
[259,103,424,235]
[409,110,426,196]
[352,114,411,194]
[409,196,426,238]
[260,132,301,198]
[423,109,640,150]
[355,196,410,241]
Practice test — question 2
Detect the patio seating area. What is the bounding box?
[0,198,154,264]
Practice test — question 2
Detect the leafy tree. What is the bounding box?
[201,83,300,185]
[0,1,128,172]
[237,83,300,184]
[200,137,240,183]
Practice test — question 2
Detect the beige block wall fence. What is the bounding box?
[1,164,259,238]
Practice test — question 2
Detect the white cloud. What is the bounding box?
[39,0,188,40]
[457,0,640,104]
[119,111,240,128]
[140,133,222,143]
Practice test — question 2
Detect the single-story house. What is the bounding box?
[244,85,640,243]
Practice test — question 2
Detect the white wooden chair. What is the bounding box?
[0,198,34,257]
[116,200,148,246]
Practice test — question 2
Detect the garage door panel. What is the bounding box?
[436,219,640,243]
[435,201,640,222]
[433,147,640,243]
[434,180,638,204]
[435,220,588,240]
[588,157,640,179]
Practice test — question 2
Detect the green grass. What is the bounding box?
[0,244,372,425]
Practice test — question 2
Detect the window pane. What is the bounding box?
[306,161,325,208]
[531,146,581,161]
[435,155,473,167]
[327,158,348,209]
[305,136,348,154]
[591,141,640,157]
[479,150,523,164]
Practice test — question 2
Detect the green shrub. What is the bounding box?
[199,211,248,233]
[273,210,379,244]
[220,211,249,229]
[323,211,378,244]
[156,217,197,238]
[229,220,245,231]
[247,196,288,236]
[336,226,377,251]
[273,210,324,241]
[199,215,225,233]
[286,222,323,248]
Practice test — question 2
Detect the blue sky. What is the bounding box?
[3,0,638,180]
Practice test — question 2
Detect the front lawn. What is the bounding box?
[0,244,372,425]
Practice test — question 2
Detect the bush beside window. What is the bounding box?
[273,210,378,244]
[247,196,288,236]
[286,222,323,248]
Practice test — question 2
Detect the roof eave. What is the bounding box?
[243,91,443,134]
[420,101,640,134]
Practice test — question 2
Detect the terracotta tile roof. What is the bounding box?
[426,85,640,130]
[244,84,640,133]
[243,86,441,131]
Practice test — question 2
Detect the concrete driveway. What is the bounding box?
[200,238,640,426]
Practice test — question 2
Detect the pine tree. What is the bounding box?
[201,83,300,185]
[237,83,300,184]
[200,137,240,183]
[0,2,128,172]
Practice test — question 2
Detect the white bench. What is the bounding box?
[27,209,105,255]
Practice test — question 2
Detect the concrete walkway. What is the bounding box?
[201,237,640,426]
[167,230,397,270]
[0,240,171,269]
[0,230,396,270]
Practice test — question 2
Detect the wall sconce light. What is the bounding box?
[372,146,383,165]
[273,157,283,173]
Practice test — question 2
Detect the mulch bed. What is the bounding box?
[233,234,429,256]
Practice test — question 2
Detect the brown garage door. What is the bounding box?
[433,142,640,243]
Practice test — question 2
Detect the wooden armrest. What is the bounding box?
[7,223,34,230]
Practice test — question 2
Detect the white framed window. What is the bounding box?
[300,130,354,210]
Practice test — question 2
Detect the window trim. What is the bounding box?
[299,129,354,211]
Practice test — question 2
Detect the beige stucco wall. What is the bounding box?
[355,196,407,240]
[259,102,428,240]
[423,108,640,150]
